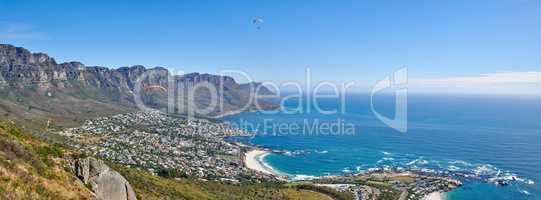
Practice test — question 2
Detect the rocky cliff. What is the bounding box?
[0,44,277,128]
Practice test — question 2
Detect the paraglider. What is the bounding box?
[252,16,264,30]
[144,85,167,93]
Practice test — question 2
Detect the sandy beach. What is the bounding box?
[423,192,443,200]
[244,150,276,175]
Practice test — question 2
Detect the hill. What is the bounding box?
[0,120,93,199]
[0,119,337,200]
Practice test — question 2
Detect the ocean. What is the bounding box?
[224,93,541,200]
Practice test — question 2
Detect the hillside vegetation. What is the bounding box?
[0,120,93,199]
[0,119,338,200]
[115,165,334,200]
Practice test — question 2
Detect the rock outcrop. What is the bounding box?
[74,157,137,200]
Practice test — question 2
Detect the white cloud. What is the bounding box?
[413,71,541,85]
[409,71,541,95]
[0,22,45,40]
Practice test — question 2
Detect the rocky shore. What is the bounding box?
[241,148,462,200]
[307,170,461,200]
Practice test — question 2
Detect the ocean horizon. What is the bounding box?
[225,93,541,200]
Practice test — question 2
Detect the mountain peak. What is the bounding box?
[0,44,57,66]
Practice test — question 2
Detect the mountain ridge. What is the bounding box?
[0,44,277,129]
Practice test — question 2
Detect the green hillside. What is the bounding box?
[0,120,93,199]
[0,119,339,200]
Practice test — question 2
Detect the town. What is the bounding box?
[59,111,464,200]
[60,111,275,182]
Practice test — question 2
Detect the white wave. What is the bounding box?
[448,165,460,171]
[367,167,381,173]
[512,176,535,185]
[292,150,305,155]
[342,168,352,173]
[407,159,429,165]
[520,190,531,195]
[377,157,395,165]
[290,174,318,181]
[406,160,418,166]
[315,150,328,154]
[473,164,496,176]
[257,153,274,169]
[420,168,436,173]
[449,160,472,166]
[255,153,289,176]
[381,151,392,156]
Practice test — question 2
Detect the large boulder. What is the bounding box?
[74,157,137,200]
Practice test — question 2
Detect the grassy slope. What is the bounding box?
[0,120,337,200]
[0,119,93,199]
[115,165,334,200]
[0,86,135,131]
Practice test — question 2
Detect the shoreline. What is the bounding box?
[423,192,444,200]
[233,115,455,200]
[244,149,280,176]
[242,149,455,200]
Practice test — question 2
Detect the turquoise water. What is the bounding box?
[225,94,541,200]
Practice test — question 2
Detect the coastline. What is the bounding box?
[244,149,279,176]
[232,114,457,200]
[423,192,444,200]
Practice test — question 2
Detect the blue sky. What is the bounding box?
[1,0,540,94]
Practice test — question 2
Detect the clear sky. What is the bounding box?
[1,0,540,94]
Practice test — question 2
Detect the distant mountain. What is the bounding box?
[0,44,277,128]
[240,82,276,95]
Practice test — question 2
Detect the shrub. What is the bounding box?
[0,137,31,161]
[36,145,64,159]
[7,128,23,138]
[157,168,189,179]
[294,184,354,200]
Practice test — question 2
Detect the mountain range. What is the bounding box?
[0,44,277,129]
